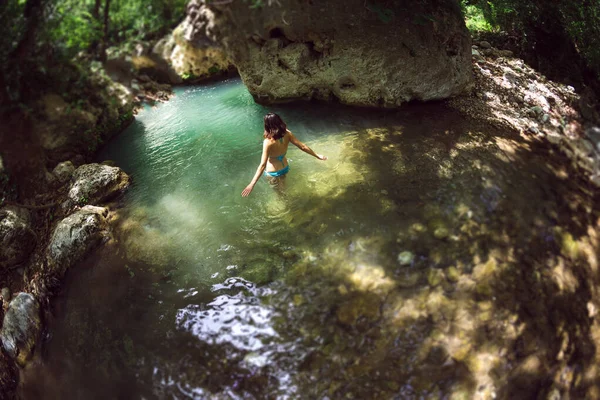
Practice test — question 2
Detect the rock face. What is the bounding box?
[67,163,130,207]
[47,205,109,276]
[154,1,232,80]
[0,293,42,367]
[0,206,36,269]
[192,0,472,106]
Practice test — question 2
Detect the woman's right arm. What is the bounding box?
[288,131,327,160]
[242,140,269,197]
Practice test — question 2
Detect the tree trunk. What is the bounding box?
[92,0,101,18]
[100,0,110,62]
[89,0,102,58]
[10,0,45,62]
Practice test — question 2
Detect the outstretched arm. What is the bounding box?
[242,140,269,197]
[288,131,327,160]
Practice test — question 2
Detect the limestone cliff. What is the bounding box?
[189,0,472,106]
[155,0,232,80]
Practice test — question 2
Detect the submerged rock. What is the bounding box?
[0,206,36,270]
[397,251,415,266]
[47,205,109,276]
[336,292,381,328]
[66,163,130,207]
[446,266,460,283]
[427,268,445,287]
[0,293,42,367]
[194,0,472,106]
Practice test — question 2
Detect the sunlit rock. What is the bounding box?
[194,0,472,106]
[348,263,396,295]
[155,10,232,80]
[472,258,497,282]
[66,163,130,208]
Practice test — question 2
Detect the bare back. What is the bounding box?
[265,130,291,172]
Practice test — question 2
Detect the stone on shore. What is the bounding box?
[47,205,109,276]
[66,163,130,207]
[0,293,42,367]
[52,161,75,184]
[0,206,36,270]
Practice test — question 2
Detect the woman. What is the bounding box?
[241,113,327,197]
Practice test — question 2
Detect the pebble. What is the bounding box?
[433,227,450,240]
[427,268,444,287]
[397,251,415,266]
[446,267,460,282]
[479,41,492,49]
[540,113,550,123]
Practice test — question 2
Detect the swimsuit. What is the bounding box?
[265,136,289,177]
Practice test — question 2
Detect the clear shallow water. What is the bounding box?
[21,79,599,399]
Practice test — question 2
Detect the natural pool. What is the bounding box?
[21,79,599,399]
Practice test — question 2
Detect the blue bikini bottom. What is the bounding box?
[265,165,290,177]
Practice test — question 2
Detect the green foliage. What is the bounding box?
[45,0,102,55]
[461,0,600,80]
[181,71,196,81]
[109,0,186,43]
[461,3,494,32]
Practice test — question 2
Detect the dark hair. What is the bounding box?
[263,113,287,140]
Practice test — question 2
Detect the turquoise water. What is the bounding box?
[21,79,599,399]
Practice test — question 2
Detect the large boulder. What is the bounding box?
[154,1,232,80]
[47,205,109,276]
[0,206,36,269]
[67,163,130,207]
[0,293,42,367]
[191,0,472,106]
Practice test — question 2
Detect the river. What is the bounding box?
[20,78,599,399]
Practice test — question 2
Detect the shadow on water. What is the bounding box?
[19,94,600,399]
[251,101,600,398]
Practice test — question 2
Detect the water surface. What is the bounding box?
[21,79,599,399]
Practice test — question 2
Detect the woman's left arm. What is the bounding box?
[242,140,269,197]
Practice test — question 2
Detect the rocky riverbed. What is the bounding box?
[1,12,599,399]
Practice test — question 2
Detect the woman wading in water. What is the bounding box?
[241,113,327,197]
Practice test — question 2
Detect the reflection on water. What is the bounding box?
[176,278,278,352]
[20,79,599,399]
